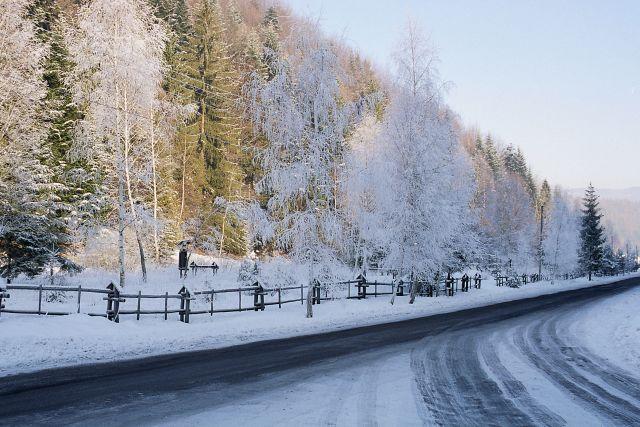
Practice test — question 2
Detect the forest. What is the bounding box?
[0,0,634,288]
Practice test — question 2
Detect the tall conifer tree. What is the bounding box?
[579,184,606,280]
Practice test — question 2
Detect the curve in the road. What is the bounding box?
[1,277,639,426]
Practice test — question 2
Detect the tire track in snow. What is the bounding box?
[446,334,534,426]
[547,314,640,402]
[411,336,464,426]
[513,317,640,425]
[322,364,361,426]
[478,335,565,426]
[411,331,536,426]
[356,361,380,427]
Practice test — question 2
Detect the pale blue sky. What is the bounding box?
[283,0,640,190]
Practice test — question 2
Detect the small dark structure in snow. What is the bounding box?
[190,260,219,276]
[178,245,189,278]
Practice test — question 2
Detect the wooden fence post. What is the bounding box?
[178,286,191,323]
[0,287,9,317]
[315,280,321,304]
[105,282,123,323]
[38,284,43,315]
[136,291,142,320]
[253,281,265,311]
[185,292,191,323]
[300,284,304,304]
[210,290,214,316]
[278,287,282,308]
[312,280,321,305]
[77,285,82,314]
[164,292,168,320]
[445,274,454,297]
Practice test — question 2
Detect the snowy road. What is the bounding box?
[1,276,639,426]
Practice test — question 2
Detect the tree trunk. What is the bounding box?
[306,281,314,318]
[409,271,417,304]
[180,136,187,221]
[150,113,160,263]
[219,204,228,258]
[114,64,125,288]
[306,264,314,318]
[122,89,147,282]
[389,278,396,305]
[117,173,127,288]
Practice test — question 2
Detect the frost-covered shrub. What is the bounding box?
[238,259,259,286]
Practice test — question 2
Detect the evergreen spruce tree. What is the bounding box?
[483,134,502,178]
[260,6,280,80]
[1,0,83,282]
[182,0,247,255]
[149,0,194,259]
[474,134,484,156]
[28,0,96,254]
[600,244,618,276]
[579,184,606,280]
[149,0,191,89]
[539,179,551,210]
[503,145,537,201]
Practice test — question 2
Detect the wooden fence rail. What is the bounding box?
[0,272,487,323]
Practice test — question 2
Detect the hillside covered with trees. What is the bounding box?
[1,0,635,287]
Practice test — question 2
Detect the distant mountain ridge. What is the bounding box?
[566,187,640,249]
[567,187,640,203]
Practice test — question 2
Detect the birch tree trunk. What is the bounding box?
[390,278,397,305]
[306,263,315,318]
[117,173,127,288]
[114,68,126,288]
[122,89,147,282]
[150,113,160,263]
[409,271,417,304]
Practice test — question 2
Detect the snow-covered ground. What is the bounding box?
[573,284,640,373]
[152,276,640,427]
[1,261,638,378]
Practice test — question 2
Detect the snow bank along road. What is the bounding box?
[1,277,639,426]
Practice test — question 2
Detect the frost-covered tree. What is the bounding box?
[341,115,385,269]
[373,24,474,301]
[484,173,537,272]
[0,0,47,282]
[0,0,47,150]
[543,188,579,276]
[248,27,351,317]
[69,0,167,286]
[503,145,537,201]
[483,134,502,178]
[579,184,606,280]
[0,0,79,281]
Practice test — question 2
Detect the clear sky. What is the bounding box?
[283,0,640,190]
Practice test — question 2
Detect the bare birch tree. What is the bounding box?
[69,0,166,285]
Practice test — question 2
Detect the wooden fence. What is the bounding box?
[0,274,483,324]
[494,273,550,287]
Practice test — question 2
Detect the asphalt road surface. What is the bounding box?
[1,277,639,426]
